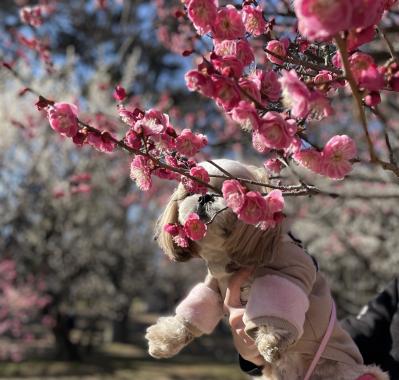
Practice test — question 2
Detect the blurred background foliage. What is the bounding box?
[1,0,399,379]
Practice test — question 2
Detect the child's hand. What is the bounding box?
[224,268,265,366]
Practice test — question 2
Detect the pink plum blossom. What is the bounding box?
[235,40,255,66]
[212,76,241,111]
[185,70,214,97]
[241,5,266,36]
[237,191,268,225]
[231,101,260,131]
[294,0,353,41]
[113,85,126,101]
[87,131,116,153]
[212,5,246,40]
[265,40,287,65]
[19,6,43,27]
[364,92,381,107]
[152,129,177,151]
[257,112,297,150]
[293,149,323,174]
[279,70,311,118]
[321,135,357,180]
[212,54,244,78]
[214,40,254,65]
[349,53,384,91]
[252,131,270,154]
[130,155,153,191]
[47,102,79,138]
[351,0,384,29]
[222,179,247,213]
[182,166,210,194]
[175,129,208,156]
[134,109,169,136]
[308,91,334,120]
[238,78,262,105]
[260,190,285,229]
[187,0,218,35]
[250,70,282,102]
[125,129,143,150]
[184,213,207,240]
[164,224,189,248]
[264,158,283,175]
[118,105,144,126]
[347,26,376,52]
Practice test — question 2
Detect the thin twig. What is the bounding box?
[264,48,342,75]
[378,26,399,64]
[334,35,378,163]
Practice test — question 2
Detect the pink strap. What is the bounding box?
[303,301,336,380]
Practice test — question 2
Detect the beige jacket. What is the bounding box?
[175,235,363,365]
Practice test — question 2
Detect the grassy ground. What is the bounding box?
[0,313,248,380]
[0,343,247,380]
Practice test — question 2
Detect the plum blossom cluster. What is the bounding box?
[293,135,357,180]
[182,0,399,179]
[294,0,395,41]
[222,180,285,229]
[41,92,209,194]
[164,212,207,247]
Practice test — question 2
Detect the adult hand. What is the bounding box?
[224,268,265,366]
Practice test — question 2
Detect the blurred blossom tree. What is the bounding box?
[2,0,399,362]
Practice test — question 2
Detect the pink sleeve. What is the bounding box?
[243,274,310,339]
[175,282,224,334]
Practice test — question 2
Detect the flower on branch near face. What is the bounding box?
[241,5,267,37]
[237,191,268,225]
[222,179,247,213]
[130,155,154,191]
[47,102,79,138]
[175,129,208,157]
[212,5,246,40]
[222,180,285,229]
[182,166,210,194]
[184,213,207,241]
[259,190,285,230]
[164,223,190,248]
